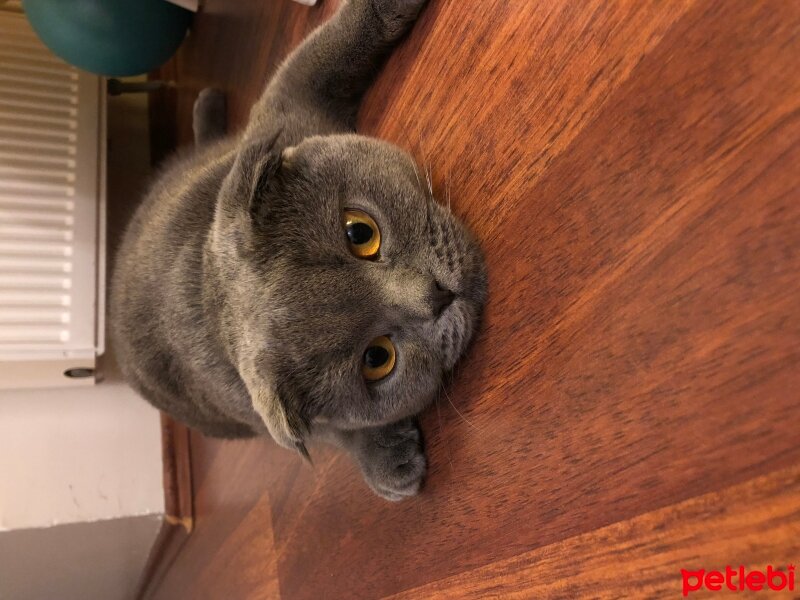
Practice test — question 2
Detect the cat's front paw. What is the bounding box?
[355,419,426,501]
[369,0,428,41]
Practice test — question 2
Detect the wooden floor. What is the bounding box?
[142,1,800,598]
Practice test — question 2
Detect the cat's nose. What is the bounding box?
[430,281,455,316]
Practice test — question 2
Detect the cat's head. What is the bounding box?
[213,134,486,452]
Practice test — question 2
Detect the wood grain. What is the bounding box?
[140,0,800,598]
[389,465,800,599]
[154,492,280,600]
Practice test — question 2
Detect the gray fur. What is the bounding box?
[110,0,486,500]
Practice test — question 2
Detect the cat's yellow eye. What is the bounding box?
[343,209,381,259]
[362,335,395,381]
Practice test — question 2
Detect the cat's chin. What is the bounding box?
[437,298,478,372]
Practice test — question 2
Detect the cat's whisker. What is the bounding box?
[442,385,476,429]
[434,384,455,472]
[446,161,454,211]
[411,119,436,199]
[423,160,434,199]
[393,120,425,194]
[394,117,417,152]
[393,112,422,157]
[410,158,424,195]
[449,363,459,382]
[401,117,441,208]
[413,118,428,162]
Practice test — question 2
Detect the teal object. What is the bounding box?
[23,0,192,77]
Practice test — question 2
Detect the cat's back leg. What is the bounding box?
[193,88,227,146]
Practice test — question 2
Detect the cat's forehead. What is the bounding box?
[293,137,422,197]
[268,261,379,329]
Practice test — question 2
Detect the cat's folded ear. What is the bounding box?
[243,372,310,459]
[239,358,310,458]
[218,131,295,218]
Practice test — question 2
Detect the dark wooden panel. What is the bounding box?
[144,0,800,598]
[161,415,194,532]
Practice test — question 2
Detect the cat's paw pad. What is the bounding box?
[359,421,426,501]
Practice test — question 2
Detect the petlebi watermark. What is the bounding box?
[681,565,795,596]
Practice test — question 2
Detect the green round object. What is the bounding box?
[23,0,192,77]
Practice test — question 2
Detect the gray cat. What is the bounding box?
[110,0,486,501]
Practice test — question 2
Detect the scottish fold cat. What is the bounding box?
[111,0,486,500]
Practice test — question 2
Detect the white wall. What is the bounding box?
[0,350,164,530]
